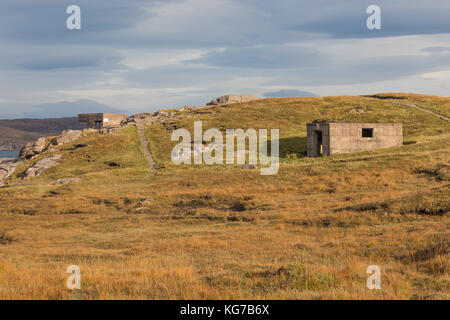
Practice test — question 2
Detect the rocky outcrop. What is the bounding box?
[2,127,89,185]
[52,130,82,146]
[19,137,48,159]
[206,95,259,106]
[23,154,62,178]
[18,129,84,160]
[180,105,197,112]
[0,159,23,186]
[154,109,172,117]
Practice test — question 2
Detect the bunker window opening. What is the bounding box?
[362,128,374,138]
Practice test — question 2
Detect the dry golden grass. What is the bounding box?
[0,94,448,299]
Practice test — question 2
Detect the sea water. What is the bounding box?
[0,150,20,159]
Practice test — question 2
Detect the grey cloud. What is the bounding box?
[241,0,450,39]
[0,0,450,117]
[0,0,165,44]
[0,44,125,72]
[188,46,326,69]
[121,47,450,91]
[0,0,448,52]
[265,53,450,86]
[20,55,121,71]
[124,64,234,88]
[422,47,450,53]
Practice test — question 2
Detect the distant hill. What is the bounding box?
[23,100,126,119]
[0,117,84,150]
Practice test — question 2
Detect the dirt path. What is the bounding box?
[395,102,450,122]
[136,121,157,174]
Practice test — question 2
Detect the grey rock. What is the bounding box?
[56,177,81,185]
[132,207,151,214]
[19,137,47,159]
[207,95,259,106]
[154,109,170,117]
[0,159,22,186]
[53,130,82,146]
[23,154,62,178]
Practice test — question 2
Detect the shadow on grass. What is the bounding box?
[279,136,307,159]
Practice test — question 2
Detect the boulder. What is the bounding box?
[53,130,82,146]
[180,105,196,112]
[56,177,81,185]
[19,137,48,159]
[120,117,136,126]
[206,95,259,106]
[23,154,62,178]
[133,113,154,120]
[154,109,171,117]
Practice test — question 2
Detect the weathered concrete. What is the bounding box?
[78,113,128,129]
[307,122,403,157]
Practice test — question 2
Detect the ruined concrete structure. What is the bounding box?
[77,113,128,129]
[307,122,403,157]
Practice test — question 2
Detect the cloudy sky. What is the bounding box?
[0,0,449,118]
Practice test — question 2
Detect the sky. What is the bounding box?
[0,0,449,118]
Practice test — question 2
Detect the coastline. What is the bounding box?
[0,143,22,151]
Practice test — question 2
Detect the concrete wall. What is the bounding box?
[329,123,402,155]
[78,113,103,129]
[101,113,128,127]
[307,123,403,157]
[307,123,331,157]
[78,113,128,129]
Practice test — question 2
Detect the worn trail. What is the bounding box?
[136,121,157,174]
[395,102,450,122]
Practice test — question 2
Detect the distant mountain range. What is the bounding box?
[22,100,126,119]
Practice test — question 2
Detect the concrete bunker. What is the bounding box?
[77,113,128,129]
[307,122,403,157]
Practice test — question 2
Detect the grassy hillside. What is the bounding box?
[0,94,448,299]
[145,94,448,169]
